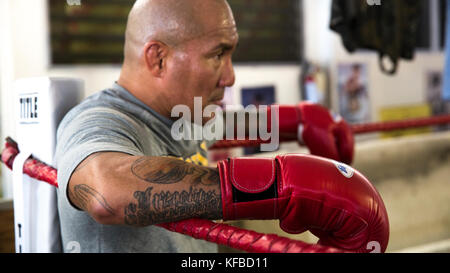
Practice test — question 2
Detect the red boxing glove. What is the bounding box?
[269,102,354,164]
[218,154,389,253]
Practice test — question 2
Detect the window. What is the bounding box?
[49,0,303,65]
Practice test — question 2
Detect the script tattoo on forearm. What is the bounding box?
[68,184,115,215]
[124,186,222,226]
[131,157,220,186]
[126,156,222,225]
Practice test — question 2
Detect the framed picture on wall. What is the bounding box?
[426,70,445,115]
[337,63,371,124]
[425,70,450,131]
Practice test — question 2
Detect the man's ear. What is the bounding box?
[143,41,168,77]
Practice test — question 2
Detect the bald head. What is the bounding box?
[123,0,235,67]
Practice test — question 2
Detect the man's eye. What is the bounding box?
[215,51,225,60]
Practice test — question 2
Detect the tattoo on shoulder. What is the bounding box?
[124,186,222,226]
[68,184,115,216]
[131,157,220,186]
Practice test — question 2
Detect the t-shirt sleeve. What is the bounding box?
[54,106,146,209]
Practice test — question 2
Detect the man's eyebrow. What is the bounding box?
[210,42,238,52]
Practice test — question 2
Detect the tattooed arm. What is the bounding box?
[67,152,222,226]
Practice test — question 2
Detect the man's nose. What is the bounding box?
[219,58,235,87]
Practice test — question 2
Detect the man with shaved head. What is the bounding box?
[54,0,368,254]
[56,0,238,253]
[119,0,237,120]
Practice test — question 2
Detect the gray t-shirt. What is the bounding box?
[54,83,218,253]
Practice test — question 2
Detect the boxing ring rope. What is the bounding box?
[210,114,450,150]
[1,137,344,253]
[1,114,449,253]
[350,114,450,134]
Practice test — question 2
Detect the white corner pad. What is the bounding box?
[12,150,32,253]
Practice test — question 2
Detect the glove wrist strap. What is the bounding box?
[218,158,280,220]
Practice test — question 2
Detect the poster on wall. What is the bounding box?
[426,70,445,115]
[425,70,449,131]
[303,63,328,106]
[379,104,432,138]
[241,86,276,155]
[337,63,371,124]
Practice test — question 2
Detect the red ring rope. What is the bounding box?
[351,114,450,134]
[0,137,345,253]
[210,114,450,150]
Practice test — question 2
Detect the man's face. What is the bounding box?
[163,6,239,123]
